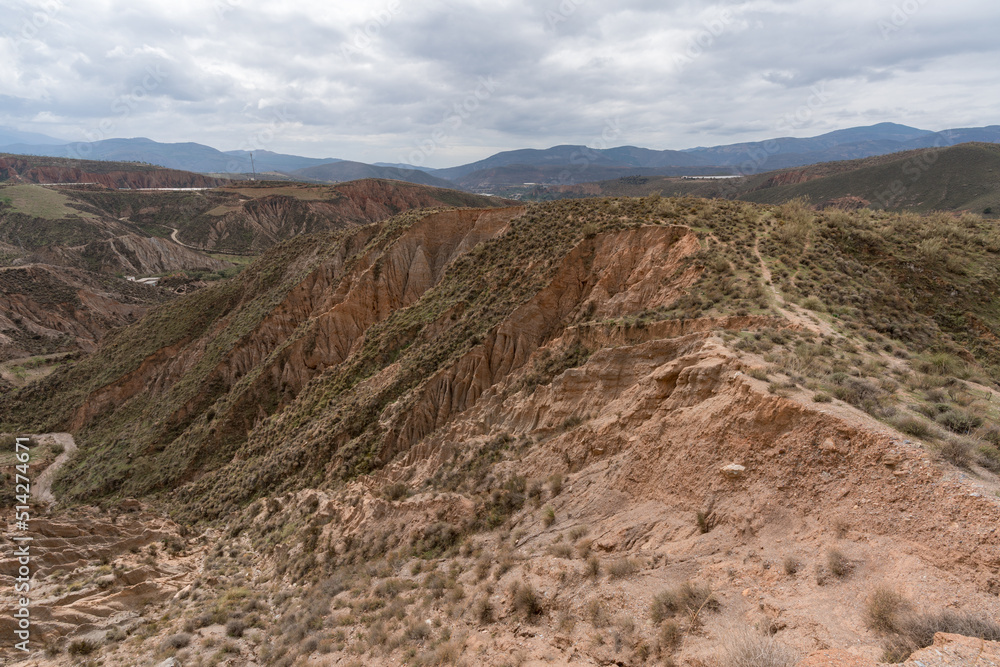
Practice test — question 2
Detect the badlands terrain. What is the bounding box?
[1,194,999,666]
[0,160,503,366]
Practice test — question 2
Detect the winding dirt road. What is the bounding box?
[33,432,77,506]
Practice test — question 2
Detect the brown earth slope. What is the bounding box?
[35,234,231,277]
[0,264,167,361]
[2,197,999,665]
[0,154,226,189]
[177,179,514,253]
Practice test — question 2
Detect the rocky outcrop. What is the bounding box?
[66,207,524,433]
[0,503,198,647]
[798,633,1000,666]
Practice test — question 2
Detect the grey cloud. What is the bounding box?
[1,0,998,166]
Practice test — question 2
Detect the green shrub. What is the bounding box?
[936,410,982,435]
[542,505,556,528]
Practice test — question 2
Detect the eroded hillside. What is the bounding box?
[0,264,169,362]
[68,179,511,254]
[0,176,510,384]
[2,197,1000,666]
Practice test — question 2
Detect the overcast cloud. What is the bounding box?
[1,0,998,167]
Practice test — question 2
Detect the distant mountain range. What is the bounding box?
[0,125,70,147]
[533,142,1000,216]
[0,135,338,174]
[3,122,999,191]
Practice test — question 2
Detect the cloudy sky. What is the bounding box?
[2,0,998,167]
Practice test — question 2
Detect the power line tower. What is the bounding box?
[250,153,257,181]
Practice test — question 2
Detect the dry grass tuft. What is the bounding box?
[650,581,719,623]
[718,626,798,667]
[607,558,638,580]
[511,581,543,621]
[864,585,911,634]
[659,620,683,654]
[826,548,851,578]
[881,610,1000,662]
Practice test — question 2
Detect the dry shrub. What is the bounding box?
[892,415,933,439]
[405,621,431,642]
[882,610,1000,661]
[864,585,911,634]
[225,618,246,638]
[719,626,798,667]
[782,556,801,576]
[659,620,683,653]
[160,632,192,651]
[826,548,851,578]
[586,598,610,628]
[548,473,563,496]
[473,597,493,624]
[939,438,973,468]
[978,443,1000,472]
[650,581,719,623]
[606,558,638,579]
[67,640,97,656]
[584,555,600,579]
[548,543,573,559]
[511,581,543,621]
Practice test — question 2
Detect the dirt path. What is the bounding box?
[165,224,247,256]
[34,432,77,506]
[754,235,834,336]
[169,226,189,247]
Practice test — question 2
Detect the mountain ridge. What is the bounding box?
[3,123,999,190]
